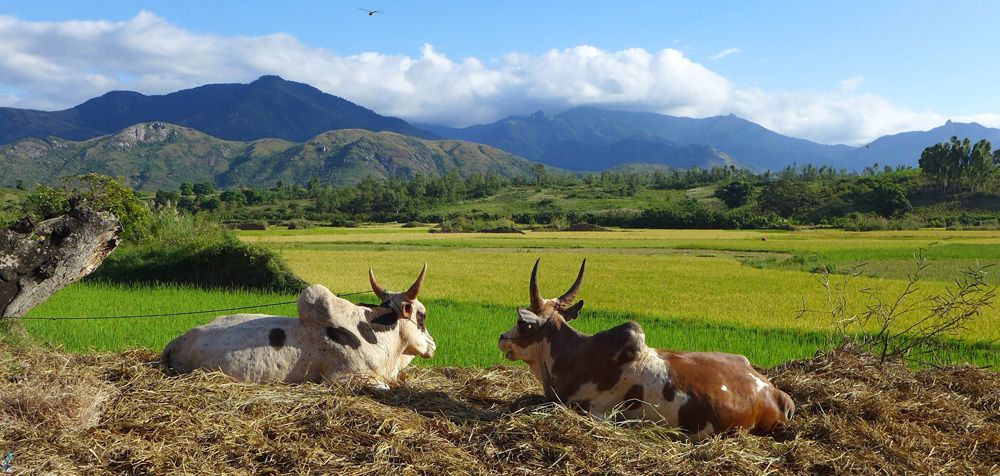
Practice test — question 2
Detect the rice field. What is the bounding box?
[14,225,1000,368]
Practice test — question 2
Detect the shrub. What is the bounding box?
[715,181,753,208]
[89,210,307,292]
[20,174,152,243]
[286,219,313,230]
[234,221,269,231]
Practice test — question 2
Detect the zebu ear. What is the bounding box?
[560,299,585,321]
[298,284,353,327]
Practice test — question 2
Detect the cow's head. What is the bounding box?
[499,258,585,362]
[368,263,435,358]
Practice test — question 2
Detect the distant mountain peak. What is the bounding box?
[529,110,553,122]
[252,74,285,83]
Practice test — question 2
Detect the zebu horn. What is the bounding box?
[557,258,586,308]
[404,263,428,301]
[369,268,389,300]
[529,258,544,311]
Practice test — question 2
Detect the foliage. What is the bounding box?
[19,174,152,242]
[759,178,818,219]
[73,173,153,242]
[714,180,753,208]
[21,185,70,220]
[858,177,912,218]
[919,136,999,192]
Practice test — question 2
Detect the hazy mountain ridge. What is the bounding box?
[423,107,1000,171]
[0,123,550,190]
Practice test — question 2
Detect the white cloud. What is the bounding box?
[710,47,741,60]
[1,12,997,145]
[838,76,865,93]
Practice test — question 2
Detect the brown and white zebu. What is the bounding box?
[498,259,794,440]
[162,264,434,385]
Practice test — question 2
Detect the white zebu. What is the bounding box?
[162,264,434,384]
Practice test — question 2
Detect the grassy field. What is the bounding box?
[14,225,1000,369]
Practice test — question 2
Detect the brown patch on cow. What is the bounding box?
[541,320,644,403]
[326,326,362,349]
[660,350,792,437]
[621,384,644,410]
[268,328,286,348]
[356,321,378,345]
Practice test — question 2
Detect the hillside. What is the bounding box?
[0,75,434,145]
[0,123,551,190]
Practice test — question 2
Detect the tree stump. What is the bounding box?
[1,206,122,317]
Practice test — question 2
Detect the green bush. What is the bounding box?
[89,210,307,292]
[286,218,313,230]
[19,174,152,243]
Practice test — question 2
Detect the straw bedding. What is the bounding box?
[1,344,997,475]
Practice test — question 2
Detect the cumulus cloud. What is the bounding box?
[0,12,997,145]
[710,48,741,60]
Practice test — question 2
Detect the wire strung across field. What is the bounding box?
[6,290,371,321]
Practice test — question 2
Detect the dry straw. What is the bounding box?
[1,343,998,475]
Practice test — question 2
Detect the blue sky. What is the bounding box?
[1,1,998,144]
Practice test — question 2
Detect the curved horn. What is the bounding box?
[529,258,544,311]
[557,258,586,307]
[404,262,428,301]
[369,268,388,299]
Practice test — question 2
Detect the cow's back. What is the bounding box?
[659,350,794,436]
[162,314,330,383]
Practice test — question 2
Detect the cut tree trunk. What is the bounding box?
[0,206,122,317]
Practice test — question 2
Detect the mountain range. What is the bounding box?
[0,75,433,145]
[2,75,999,184]
[0,122,545,190]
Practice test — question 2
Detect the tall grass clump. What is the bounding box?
[89,209,307,292]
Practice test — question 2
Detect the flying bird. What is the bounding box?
[358,7,383,16]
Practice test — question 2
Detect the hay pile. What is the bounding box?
[1,344,998,475]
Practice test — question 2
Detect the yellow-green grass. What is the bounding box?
[242,226,1000,281]
[279,249,1000,343]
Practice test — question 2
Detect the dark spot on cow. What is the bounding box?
[662,379,676,401]
[621,384,644,410]
[358,304,398,329]
[268,328,286,348]
[356,321,378,344]
[371,311,399,327]
[571,399,591,413]
[326,326,361,349]
[543,320,645,403]
[678,394,716,435]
